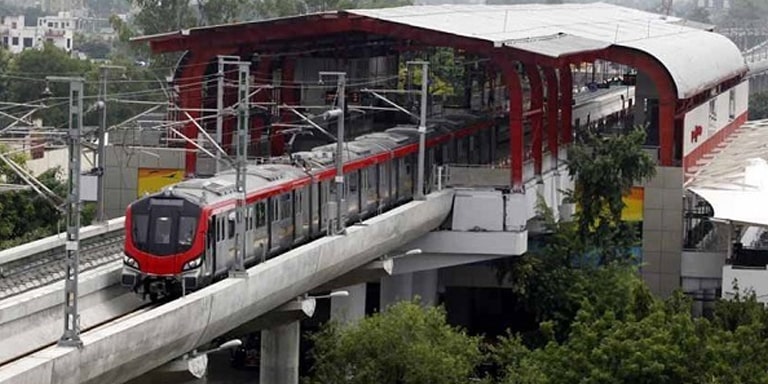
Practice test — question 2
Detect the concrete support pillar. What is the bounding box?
[412,269,438,306]
[331,283,367,324]
[380,272,414,309]
[260,321,300,384]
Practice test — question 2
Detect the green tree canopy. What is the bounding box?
[566,126,656,264]
[306,301,484,384]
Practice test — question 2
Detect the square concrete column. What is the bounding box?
[412,269,438,306]
[380,273,414,310]
[330,283,367,324]
[260,321,300,384]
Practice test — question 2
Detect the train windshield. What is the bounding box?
[131,197,201,256]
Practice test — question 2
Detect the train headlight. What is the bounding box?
[123,255,139,269]
[183,257,203,271]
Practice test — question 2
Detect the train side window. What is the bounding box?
[282,193,293,220]
[256,202,266,227]
[179,217,197,246]
[269,198,277,223]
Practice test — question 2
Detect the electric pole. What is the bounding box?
[319,71,346,235]
[232,61,250,276]
[48,76,85,348]
[215,56,225,174]
[96,65,125,223]
[407,61,429,201]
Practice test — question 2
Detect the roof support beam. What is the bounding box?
[525,64,544,177]
[559,66,573,146]
[543,67,560,167]
[593,46,678,167]
[493,53,525,192]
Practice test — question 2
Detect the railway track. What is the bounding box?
[0,230,124,301]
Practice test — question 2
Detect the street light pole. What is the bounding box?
[407,61,429,200]
[48,76,85,348]
[319,71,346,235]
[96,65,125,223]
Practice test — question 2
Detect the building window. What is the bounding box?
[11,37,18,46]
[729,89,736,120]
[11,22,16,29]
[708,99,717,133]
[22,37,32,48]
[66,38,70,49]
[47,22,53,27]
[2,36,7,47]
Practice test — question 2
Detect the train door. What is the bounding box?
[310,181,320,237]
[425,148,435,195]
[391,158,399,202]
[214,215,228,275]
[320,180,330,234]
[362,167,377,217]
[294,187,309,245]
[399,155,414,201]
[267,197,277,254]
[205,217,216,280]
[225,211,236,269]
[252,202,267,263]
[378,162,389,211]
[347,170,360,220]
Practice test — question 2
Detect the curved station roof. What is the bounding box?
[136,2,747,100]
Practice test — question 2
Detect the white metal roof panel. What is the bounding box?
[504,34,610,58]
[347,3,747,99]
[688,188,768,227]
[686,120,768,227]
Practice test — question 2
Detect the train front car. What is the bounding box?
[122,189,205,301]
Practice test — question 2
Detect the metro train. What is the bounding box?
[121,86,634,301]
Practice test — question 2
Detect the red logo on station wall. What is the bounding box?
[691,125,703,143]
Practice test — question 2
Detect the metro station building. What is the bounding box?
[123,3,750,312]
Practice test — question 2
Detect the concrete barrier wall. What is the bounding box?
[0,190,453,384]
[0,217,125,266]
[0,262,144,366]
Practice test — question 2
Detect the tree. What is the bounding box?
[566,125,656,264]
[305,301,484,384]
[686,6,711,24]
[749,91,768,120]
[493,284,768,384]
[494,126,656,340]
[0,149,95,250]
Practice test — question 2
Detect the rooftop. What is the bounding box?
[135,3,747,100]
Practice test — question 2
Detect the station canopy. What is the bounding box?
[687,120,768,227]
[136,2,748,100]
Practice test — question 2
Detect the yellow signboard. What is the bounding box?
[137,168,184,198]
[621,187,644,222]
